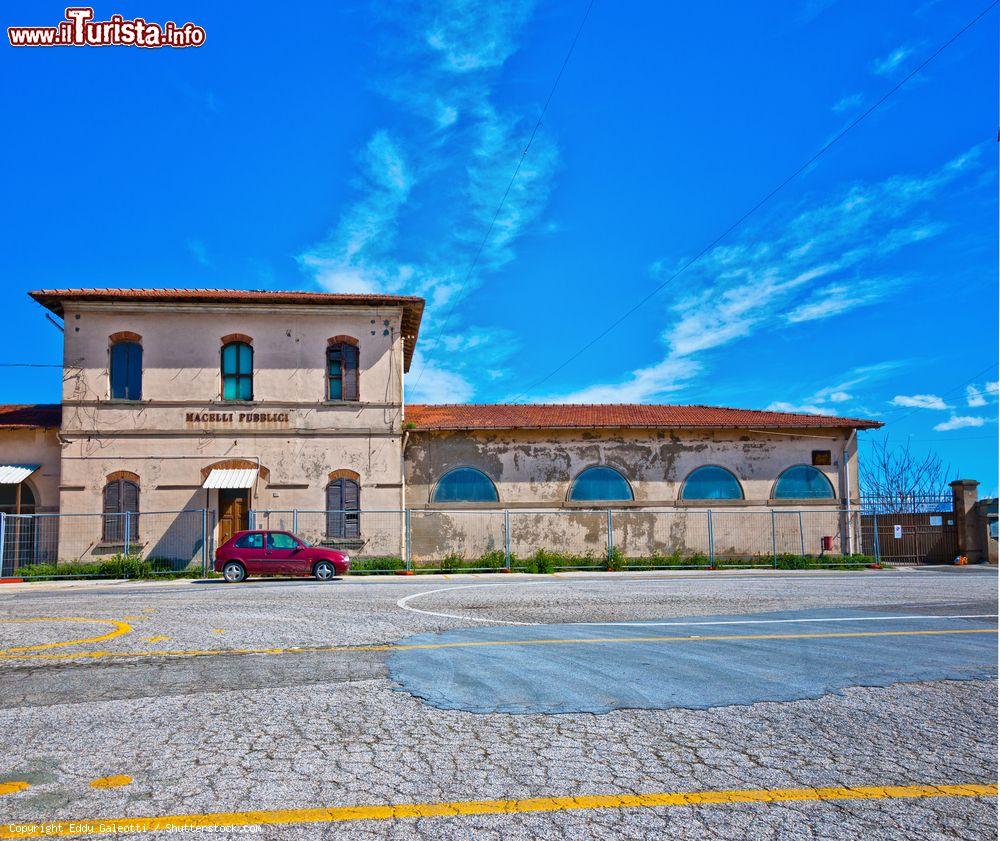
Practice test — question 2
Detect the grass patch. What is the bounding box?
[18,554,200,580]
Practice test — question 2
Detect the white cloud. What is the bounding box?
[406,351,474,403]
[933,415,988,432]
[298,0,556,401]
[827,391,851,403]
[832,93,863,114]
[966,385,987,407]
[765,401,831,416]
[890,394,950,410]
[872,45,913,76]
[785,276,904,323]
[987,381,1000,396]
[186,239,211,268]
[540,148,980,404]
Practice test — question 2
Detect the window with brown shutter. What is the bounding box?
[102,477,140,542]
[326,478,360,538]
[327,343,360,401]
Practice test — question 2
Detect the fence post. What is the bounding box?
[201,508,208,577]
[798,510,805,556]
[503,509,511,570]
[708,510,715,568]
[405,508,412,572]
[770,509,777,568]
[873,511,881,564]
[606,509,614,565]
[293,508,299,535]
[0,512,5,577]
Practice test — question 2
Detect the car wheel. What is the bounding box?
[223,561,246,583]
[314,560,335,581]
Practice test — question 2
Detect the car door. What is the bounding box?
[232,532,266,573]
[265,531,300,575]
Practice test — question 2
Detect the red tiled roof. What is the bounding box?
[29,288,425,370]
[405,404,882,431]
[0,404,62,429]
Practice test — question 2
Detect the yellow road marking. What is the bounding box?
[0,618,132,655]
[0,783,994,837]
[142,636,171,643]
[0,782,29,797]
[90,776,132,790]
[0,626,994,662]
[210,629,225,634]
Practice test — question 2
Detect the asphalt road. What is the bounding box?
[0,567,996,840]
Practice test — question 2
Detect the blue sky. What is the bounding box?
[0,0,997,490]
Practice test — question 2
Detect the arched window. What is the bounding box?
[221,341,253,401]
[772,465,836,500]
[103,473,140,542]
[327,338,359,401]
[681,466,744,500]
[110,341,142,400]
[326,476,360,539]
[432,468,499,503]
[569,466,633,502]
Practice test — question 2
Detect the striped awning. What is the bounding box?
[0,465,39,484]
[202,468,257,489]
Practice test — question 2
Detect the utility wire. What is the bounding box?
[508,0,999,402]
[409,0,596,394]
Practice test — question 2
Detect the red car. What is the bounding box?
[215,530,350,582]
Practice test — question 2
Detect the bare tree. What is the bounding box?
[860,436,953,510]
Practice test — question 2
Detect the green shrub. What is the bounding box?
[478,549,508,571]
[438,553,464,573]
[349,556,405,575]
[607,546,625,571]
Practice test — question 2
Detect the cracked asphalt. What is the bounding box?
[0,567,996,840]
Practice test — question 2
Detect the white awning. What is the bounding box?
[202,468,257,489]
[0,465,39,484]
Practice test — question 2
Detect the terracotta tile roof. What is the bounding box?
[405,404,883,431]
[0,404,62,429]
[29,288,425,370]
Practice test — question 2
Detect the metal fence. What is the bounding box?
[0,505,877,579]
[0,509,213,578]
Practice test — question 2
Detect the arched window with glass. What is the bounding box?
[431,468,499,503]
[771,465,836,499]
[681,465,744,500]
[568,466,634,502]
[221,341,253,401]
[109,340,142,400]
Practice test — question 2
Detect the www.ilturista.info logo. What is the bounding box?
[8,7,206,48]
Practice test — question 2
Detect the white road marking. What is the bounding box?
[396,582,541,625]
[396,580,998,629]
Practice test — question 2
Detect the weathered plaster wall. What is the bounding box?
[60,302,406,433]
[402,427,861,562]
[404,427,858,507]
[0,427,61,512]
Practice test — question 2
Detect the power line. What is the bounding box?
[508,0,999,403]
[0,363,62,368]
[409,0,596,393]
[879,362,998,426]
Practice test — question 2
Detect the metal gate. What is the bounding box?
[859,496,958,564]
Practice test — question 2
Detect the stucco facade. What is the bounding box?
[0,288,890,570]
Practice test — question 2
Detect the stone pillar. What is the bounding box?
[950,479,981,563]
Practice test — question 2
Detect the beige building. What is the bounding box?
[0,287,893,571]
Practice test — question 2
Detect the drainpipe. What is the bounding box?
[840,429,856,555]
[400,427,409,562]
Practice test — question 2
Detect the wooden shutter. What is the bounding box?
[326,480,344,538]
[103,481,121,542]
[122,480,139,538]
[343,344,360,401]
[343,479,360,538]
[127,344,142,400]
